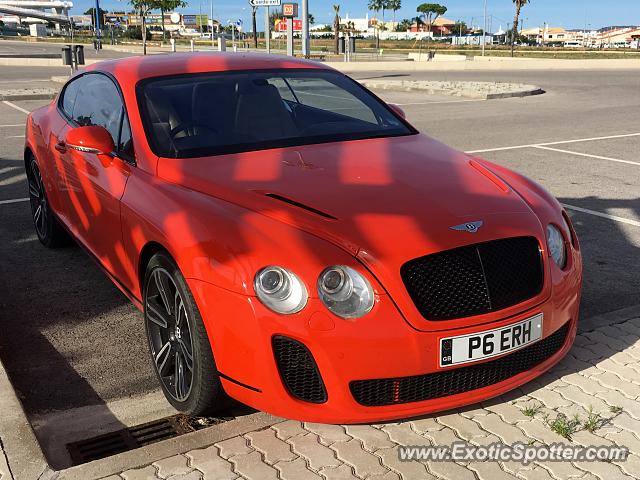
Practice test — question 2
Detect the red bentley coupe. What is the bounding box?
[24,53,582,423]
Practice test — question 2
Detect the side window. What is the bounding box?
[61,78,80,117]
[284,77,378,124]
[71,74,123,143]
[118,114,134,158]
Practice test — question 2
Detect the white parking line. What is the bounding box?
[535,146,640,167]
[0,198,29,205]
[1,101,30,115]
[0,124,24,128]
[466,132,640,154]
[562,204,640,227]
[7,135,25,139]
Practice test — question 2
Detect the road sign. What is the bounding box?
[276,18,302,32]
[282,2,298,18]
[249,0,281,6]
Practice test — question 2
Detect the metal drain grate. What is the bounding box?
[67,416,190,465]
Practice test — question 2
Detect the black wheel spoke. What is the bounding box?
[175,352,188,400]
[178,338,194,371]
[154,270,172,314]
[28,180,40,198]
[146,299,169,329]
[155,341,172,376]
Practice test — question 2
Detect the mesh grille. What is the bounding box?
[273,336,327,404]
[401,237,543,320]
[350,321,569,407]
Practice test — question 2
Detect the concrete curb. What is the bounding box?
[0,58,100,67]
[0,90,58,101]
[360,79,544,100]
[328,59,640,72]
[0,353,49,480]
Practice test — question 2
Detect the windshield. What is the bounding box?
[137,69,415,158]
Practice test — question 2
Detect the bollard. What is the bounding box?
[73,45,85,65]
[218,36,226,51]
[190,39,195,52]
[61,45,72,66]
[170,38,176,52]
[233,45,237,52]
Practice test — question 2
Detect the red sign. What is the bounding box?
[276,18,302,32]
[282,3,298,17]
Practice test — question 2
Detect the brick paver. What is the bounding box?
[106,315,640,480]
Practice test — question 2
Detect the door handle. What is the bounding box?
[55,142,67,153]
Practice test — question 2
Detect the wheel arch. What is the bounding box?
[138,241,173,296]
[24,146,34,172]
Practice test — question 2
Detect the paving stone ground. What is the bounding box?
[103,312,640,480]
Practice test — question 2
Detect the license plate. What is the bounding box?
[440,314,544,367]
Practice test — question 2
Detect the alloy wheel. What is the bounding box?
[145,268,195,402]
[28,161,48,239]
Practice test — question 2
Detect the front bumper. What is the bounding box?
[189,248,581,424]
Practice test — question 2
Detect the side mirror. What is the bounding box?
[65,125,115,157]
[388,104,406,119]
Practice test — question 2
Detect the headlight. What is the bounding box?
[254,266,307,314]
[547,224,567,269]
[317,266,374,319]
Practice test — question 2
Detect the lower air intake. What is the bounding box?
[273,336,327,403]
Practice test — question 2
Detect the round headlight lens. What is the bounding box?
[318,266,374,319]
[547,224,567,269]
[254,266,307,314]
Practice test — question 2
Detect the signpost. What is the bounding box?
[282,2,297,56]
[249,0,280,54]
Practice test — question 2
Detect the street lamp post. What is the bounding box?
[95,0,101,45]
[301,0,309,57]
[481,0,487,56]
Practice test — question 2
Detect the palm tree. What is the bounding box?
[416,3,447,38]
[511,0,530,57]
[388,0,401,27]
[368,0,385,48]
[333,4,340,54]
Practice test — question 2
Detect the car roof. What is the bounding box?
[88,52,332,81]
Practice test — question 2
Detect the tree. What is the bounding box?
[388,0,401,26]
[416,3,447,37]
[396,18,411,32]
[129,0,159,55]
[454,19,467,36]
[511,0,529,56]
[84,7,108,29]
[368,0,387,49]
[308,13,315,25]
[251,5,258,48]
[154,0,186,41]
[333,4,340,54]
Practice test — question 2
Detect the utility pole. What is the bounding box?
[482,0,487,56]
[265,5,270,53]
[214,0,216,49]
[94,0,101,45]
[301,0,309,57]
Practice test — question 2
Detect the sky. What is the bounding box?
[71,0,640,32]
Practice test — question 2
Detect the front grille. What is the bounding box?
[401,237,544,320]
[273,336,327,403]
[350,321,569,407]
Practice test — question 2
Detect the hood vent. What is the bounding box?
[265,193,337,220]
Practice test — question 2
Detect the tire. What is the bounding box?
[27,156,70,248]
[143,251,230,416]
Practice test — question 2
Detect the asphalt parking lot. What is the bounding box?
[0,66,639,468]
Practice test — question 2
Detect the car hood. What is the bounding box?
[158,134,549,329]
